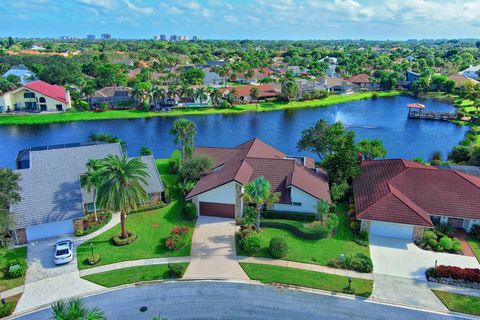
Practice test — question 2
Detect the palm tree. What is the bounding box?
[209,88,222,107]
[243,176,280,232]
[153,87,166,107]
[51,298,105,320]
[96,155,149,240]
[226,88,238,105]
[80,159,101,222]
[168,85,178,100]
[250,87,259,109]
[195,87,208,105]
[170,118,197,160]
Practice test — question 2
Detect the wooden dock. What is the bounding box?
[408,111,457,121]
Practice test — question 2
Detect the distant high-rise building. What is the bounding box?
[170,34,178,42]
[181,35,188,41]
[86,34,96,40]
[192,35,198,41]
[160,34,167,41]
[101,33,112,40]
[59,35,76,40]
[153,35,160,41]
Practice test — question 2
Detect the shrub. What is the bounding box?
[438,237,453,251]
[165,226,190,250]
[0,302,15,318]
[262,210,314,222]
[350,221,360,232]
[99,102,109,111]
[75,100,90,111]
[448,145,471,163]
[329,253,373,273]
[240,235,262,254]
[87,253,101,265]
[168,263,186,278]
[354,231,369,247]
[7,259,27,278]
[330,182,350,202]
[261,214,338,240]
[168,150,182,174]
[423,230,438,241]
[268,237,289,258]
[452,238,462,253]
[184,202,197,220]
[435,223,455,237]
[428,238,438,248]
[112,231,138,246]
[128,202,166,215]
[431,265,480,283]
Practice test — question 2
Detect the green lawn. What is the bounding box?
[0,91,400,126]
[432,290,480,316]
[76,158,194,270]
[82,263,189,287]
[466,237,480,263]
[240,263,372,297]
[237,204,369,266]
[0,247,27,292]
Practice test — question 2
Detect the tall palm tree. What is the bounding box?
[51,298,105,320]
[250,87,259,109]
[153,87,166,106]
[96,155,149,240]
[168,85,178,100]
[170,118,197,160]
[195,87,208,105]
[80,159,101,222]
[209,88,222,107]
[243,176,280,232]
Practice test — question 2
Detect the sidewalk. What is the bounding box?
[237,256,373,280]
[428,281,480,297]
[80,256,191,277]
[75,212,121,245]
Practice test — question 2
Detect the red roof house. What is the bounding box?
[219,84,280,102]
[346,74,379,90]
[186,138,330,218]
[23,80,69,104]
[353,159,480,240]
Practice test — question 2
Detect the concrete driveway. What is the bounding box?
[184,216,248,279]
[370,235,480,279]
[15,236,102,313]
[369,235,480,311]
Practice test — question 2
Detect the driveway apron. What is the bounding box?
[184,216,248,280]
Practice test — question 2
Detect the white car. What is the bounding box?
[54,238,74,265]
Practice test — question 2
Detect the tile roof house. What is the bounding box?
[186,138,330,218]
[447,75,480,88]
[0,80,71,113]
[2,65,37,85]
[353,159,480,240]
[236,68,275,84]
[219,84,280,102]
[90,86,134,108]
[11,143,164,244]
[346,74,379,90]
[318,76,356,94]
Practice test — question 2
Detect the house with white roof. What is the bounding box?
[2,65,37,85]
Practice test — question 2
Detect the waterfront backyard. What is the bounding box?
[0,95,468,167]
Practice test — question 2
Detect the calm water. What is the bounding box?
[0,95,468,168]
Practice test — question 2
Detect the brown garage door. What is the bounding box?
[199,202,235,218]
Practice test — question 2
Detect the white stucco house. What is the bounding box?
[186,139,331,218]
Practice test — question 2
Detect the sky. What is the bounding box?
[1,0,480,40]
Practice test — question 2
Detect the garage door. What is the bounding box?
[26,219,74,241]
[369,221,414,239]
[199,202,235,218]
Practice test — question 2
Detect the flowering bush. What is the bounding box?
[165,226,190,251]
[431,265,480,283]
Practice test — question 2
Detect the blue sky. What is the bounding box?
[1,0,480,40]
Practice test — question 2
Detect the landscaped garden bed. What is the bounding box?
[426,265,480,289]
[240,263,373,297]
[236,204,370,268]
[74,211,112,237]
[0,247,27,292]
[416,224,462,254]
[82,263,189,287]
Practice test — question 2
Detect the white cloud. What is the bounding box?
[78,0,116,10]
[224,14,239,24]
[123,0,154,15]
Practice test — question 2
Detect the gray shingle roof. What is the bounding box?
[12,143,163,228]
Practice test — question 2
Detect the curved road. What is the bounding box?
[17,281,472,320]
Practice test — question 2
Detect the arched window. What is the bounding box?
[39,97,46,103]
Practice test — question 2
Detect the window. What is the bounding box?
[39,97,46,103]
[56,104,63,111]
[23,92,35,99]
[291,202,302,206]
[25,102,37,110]
[86,203,95,212]
[430,216,441,224]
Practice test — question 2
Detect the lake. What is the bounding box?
[0,95,468,168]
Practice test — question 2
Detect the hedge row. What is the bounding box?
[260,214,337,240]
[128,202,166,215]
[262,210,315,222]
[427,265,480,283]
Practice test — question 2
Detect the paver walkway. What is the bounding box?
[237,256,373,280]
[183,216,248,280]
[454,230,475,257]
[80,256,191,276]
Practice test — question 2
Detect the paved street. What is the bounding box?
[17,281,473,320]
[184,216,248,280]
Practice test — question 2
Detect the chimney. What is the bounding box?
[357,152,363,165]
